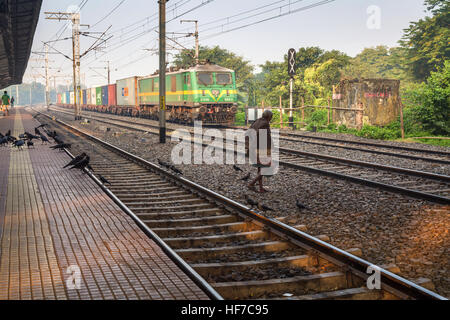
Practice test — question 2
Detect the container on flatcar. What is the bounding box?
[101,86,109,106]
[89,88,96,105]
[82,89,87,105]
[65,92,70,105]
[69,92,74,105]
[116,76,139,107]
[57,94,62,104]
[108,84,116,106]
[96,87,102,105]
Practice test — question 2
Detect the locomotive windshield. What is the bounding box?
[197,73,213,86]
[216,73,232,85]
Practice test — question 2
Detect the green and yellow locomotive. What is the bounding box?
[138,63,238,125]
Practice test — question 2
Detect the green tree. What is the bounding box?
[341,46,410,81]
[406,60,450,135]
[400,0,450,81]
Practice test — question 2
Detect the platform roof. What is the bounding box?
[0,0,42,88]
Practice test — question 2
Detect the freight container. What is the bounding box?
[70,92,74,104]
[62,93,66,104]
[57,94,61,104]
[82,89,87,105]
[108,84,116,106]
[116,76,139,106]
[65,92,70,104]
[101,86,109,106]
[89,88,96,105]
[96,87,102,105]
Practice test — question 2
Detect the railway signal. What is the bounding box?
[288,48,296,77]
[287,48,296,128]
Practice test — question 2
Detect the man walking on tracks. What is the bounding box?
[246,110,273,193]
[2,91,10,116]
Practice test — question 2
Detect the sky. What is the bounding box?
[25,0,429,88]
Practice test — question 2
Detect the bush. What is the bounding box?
[404,61,450,136]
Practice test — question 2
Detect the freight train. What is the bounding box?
[56,62,239,125]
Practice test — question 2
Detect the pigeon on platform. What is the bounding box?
[50,143,71,150]
[69,156,90,171]
[63,153,87,168]
[296,200,309,210]
[36,124,47,129]
[0,137,9,147]
[48,131,58,139]
[98,175,111,185]
[40,134,50,144]
[13,140,25,150]
[241,173,251,181]
[5,130,11,137]
[35,128,41,135]
[54,136,64,144]
[27,141,34,148]
[233,164,243,172]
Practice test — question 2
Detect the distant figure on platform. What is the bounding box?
[10,96,14,108]
[1,91,10,116]
[246,110,273,193]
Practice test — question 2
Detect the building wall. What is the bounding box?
[332,79,400,128]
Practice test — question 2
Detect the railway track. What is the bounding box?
[30,108,446,300]
[48,106,450,165]
[43,106,450,204]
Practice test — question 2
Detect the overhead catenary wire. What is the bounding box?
[89,0,126,30]
[83,0,215,68]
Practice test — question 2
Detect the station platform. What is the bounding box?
[0,108,209,300]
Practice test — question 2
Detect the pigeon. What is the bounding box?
[296,200,309,210]
[258,203,274,211]
[35,128,41,135]
[19,134,26,139]
[158,158,170,168]
[54,136,64,144]
[13,140,25,150]
[0,137,8,147]
[245,195,258,208]
[40,134,50,144]
[5,130,11,137]
[36,124,47,129]
[98,175,111,185]
[169,165,183,175]
[233,164,243,172]
[64,153,87,168]
[241,173,251,181]
[50,143,71,150]
[27,141,34,148]
[69,156,90,171]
